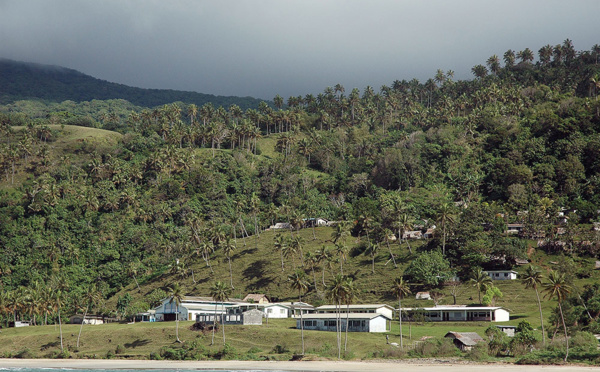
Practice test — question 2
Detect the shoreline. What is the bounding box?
[0,358,598,371]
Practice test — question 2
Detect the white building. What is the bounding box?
[485,270,518,280]
[155,296,248,322]
[262,302,314,318]
[297,313,390,333]
[402,305,510,322]
[315,304,394,320]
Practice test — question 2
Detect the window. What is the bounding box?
[326,320,337,327]
[280,309,286,314]
[303,320,315,327]
[504,273,508,277]
[267,309,273,314]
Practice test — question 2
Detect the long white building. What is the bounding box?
[401,305,510,322]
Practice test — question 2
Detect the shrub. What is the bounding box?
[409,338,460,358]
[14,348,34,359]
[271,344,290,354]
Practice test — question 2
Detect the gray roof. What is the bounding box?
[301,313,391,320]
[316,304,393,311]
[444,332,484,346]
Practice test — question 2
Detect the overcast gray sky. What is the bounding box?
[0,0,598,100]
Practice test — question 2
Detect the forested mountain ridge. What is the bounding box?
[0,58,266,110]
[1,40,600,342]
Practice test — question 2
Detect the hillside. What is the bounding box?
[0,59,267,110]
[1,41,600,363]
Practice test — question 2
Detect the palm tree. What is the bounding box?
[469,267,492,304]
[288,270,310,355]
[343,277,358,353]
[435,202,456,256]
[127,260,142,292]
[543,270,572,362]
[328,274,346,359]
[55,289,64,353]
[274,233,287,271]
[210,281,231,346]
[167,283,184,343]
[391,277,411,349]
[223,238,236,289]
[77,283,103,347]
[521,265,546,346]
[331,239,348,273]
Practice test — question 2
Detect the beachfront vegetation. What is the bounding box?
[1,40,600,364]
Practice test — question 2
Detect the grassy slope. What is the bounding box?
[1,125,122,188]
[1,128,597,359]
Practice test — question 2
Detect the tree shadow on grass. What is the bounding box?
[243,259,273,290]
[125,339,151,349]
[40,341,60,351]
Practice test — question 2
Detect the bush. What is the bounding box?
[409,338,460,358]
[14,348,34,359]
[115,344,124,355]
[466,343,489,361]
[271,344,290,354]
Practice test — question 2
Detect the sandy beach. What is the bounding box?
[0,358,598,371]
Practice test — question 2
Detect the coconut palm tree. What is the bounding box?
[391,277,411,349]
[327,274,346,359]
[521,265,545,346]
[167,283,184,343]
[77,283,103,347]
[469,267,492,304]
[210,281,231,346]
[343,276,358,353]
[222,238,236,289]
[435,203,456,256]
[288,270,310,355]
[543,270,572,362]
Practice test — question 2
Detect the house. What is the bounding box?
[444,331,485,351]
[262,302,315,318]
[496,325,517,337]
[155,296,247,322]
[315,304,394,319]
[69,314,106,325]
[134,310,156,322]
[297,313,390,333]
[269,222,292,229]
[415,292,431,300]
[196,309,263,325]
[9,321,30,327]
[263,303,291,318]
[243,294,269,304]
[402,305,510,322]
[423,228,435,239]
[485,270,518,280]
[506,223,524,234]
[402,230,423,239]
[515,258,529,266]
[303,218,330,227]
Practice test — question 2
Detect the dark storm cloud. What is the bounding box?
[0,0,598,99]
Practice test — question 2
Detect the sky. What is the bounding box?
[0,0,598,100]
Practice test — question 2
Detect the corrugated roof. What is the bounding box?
[445,331,484,346]
[301,313,391,320]
[316,304,392,310]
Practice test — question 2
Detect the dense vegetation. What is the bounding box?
[0,59,266,110]
[2,40,600,363]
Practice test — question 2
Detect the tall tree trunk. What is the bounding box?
[344,303,350,353]
[211,303,217,345]
[175,305,181,343]
[58,308,64,353]
[77,305,89,347]
[399,297,403,350]
[299,293,305,354]
[222,302,226,345]
[228,257,234,289]
[534,287,546,346]
[559,302,569,362]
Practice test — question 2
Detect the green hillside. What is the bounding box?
[1,41,600,363]
[0,59,267,110]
